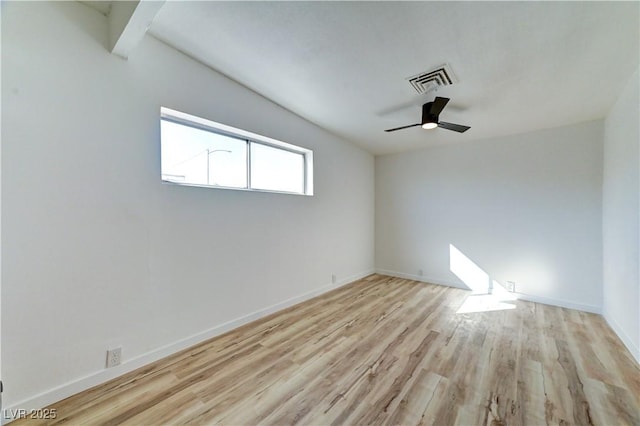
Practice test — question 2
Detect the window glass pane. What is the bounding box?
[161,120,247,188]
[250,143,304,193]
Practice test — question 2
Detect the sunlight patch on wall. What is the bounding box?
[449,244,490,294]
[491,279,517,301]
[450,245,518,314]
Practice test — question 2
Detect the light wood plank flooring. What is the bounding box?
[12,274,640,425]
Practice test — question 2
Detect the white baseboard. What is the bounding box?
[376,269,601,314]
[514,292,601,314]
[603,309,640,364]
[375,269,468,290]
[339,269,376,287]
[3,269,375,417]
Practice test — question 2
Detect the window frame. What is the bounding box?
[160,107,314,196]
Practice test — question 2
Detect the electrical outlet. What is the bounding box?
[505,281,516,292]
[106,347,122,368]
[331,274,337,284]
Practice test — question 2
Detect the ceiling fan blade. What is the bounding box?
[438,121,470,133]
[429,97,450,116]
[384,123,421,132]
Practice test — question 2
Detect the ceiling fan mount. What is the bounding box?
[384,97,470,133]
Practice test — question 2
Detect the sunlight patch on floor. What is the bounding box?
[456,294,516,314]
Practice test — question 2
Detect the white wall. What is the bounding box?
[602,67,640,362]
[1,2,374,409]
[376,120,604,311]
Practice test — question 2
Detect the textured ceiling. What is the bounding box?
[148,2,639,155]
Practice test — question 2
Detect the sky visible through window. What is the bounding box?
[161,120,246,187]
[251,143,304,193]
[161,119,305,193]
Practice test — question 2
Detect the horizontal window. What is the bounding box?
[160,107,313,195]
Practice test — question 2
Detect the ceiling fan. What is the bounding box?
[384,97,470,133]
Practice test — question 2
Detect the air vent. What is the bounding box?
[406,64,457,94]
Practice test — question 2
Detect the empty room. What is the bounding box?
[1,1,639,425]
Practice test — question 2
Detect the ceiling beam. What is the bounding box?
[108,0,165,60]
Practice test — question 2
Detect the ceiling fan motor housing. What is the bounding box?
[422,102,438,125]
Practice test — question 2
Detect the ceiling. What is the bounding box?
[91,1,639,155]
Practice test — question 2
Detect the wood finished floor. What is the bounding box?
[13,274,640,425]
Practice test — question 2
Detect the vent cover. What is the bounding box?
[406,64,457,94]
